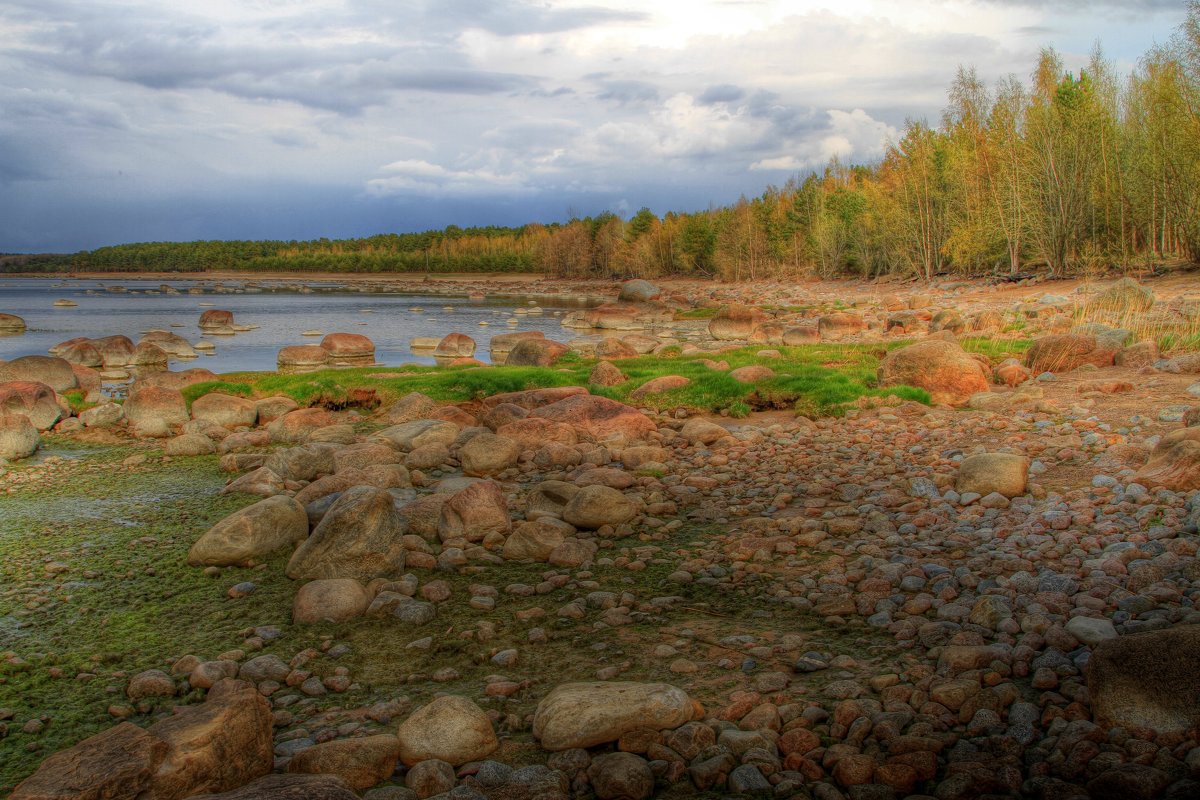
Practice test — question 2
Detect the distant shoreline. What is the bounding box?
[1,270,552,283]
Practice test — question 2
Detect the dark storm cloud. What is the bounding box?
[11,43,531,116]
[2,1,542,114]
[0,134,56,183]
[406,0,649,36]
[594,79,661,105]
[697,84,746,105]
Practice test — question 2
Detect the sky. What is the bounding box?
[0,0,1189,253]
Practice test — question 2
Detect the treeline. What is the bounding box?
[14,7,1200,281]
[65,229,543,274]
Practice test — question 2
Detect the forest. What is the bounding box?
[18,8,1200,282]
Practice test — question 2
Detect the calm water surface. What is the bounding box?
[0,278,584,372]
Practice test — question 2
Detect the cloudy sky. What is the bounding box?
[0,0,1187,253]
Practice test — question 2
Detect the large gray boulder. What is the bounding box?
[188,496,309,567]
[533,681,694,750]
[459,433,520,476]
[292,578,371,624]
[192,393,258,429]
[396,695,497,766]
[0,412,40,461]
[436,480,511,543]
[11,679,273,800]
[1087,625,1200,736]
[0,355,78,393]
[286,486,406,582]
[955,453,1029,498]
[562,485,638,529]
[375,420,460,452]
[0,380,61,430]
[618,279,662,303]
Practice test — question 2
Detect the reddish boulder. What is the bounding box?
[496,417,578,449]
[267,408,338,443]
[286,735,400,790]
[49,337,91,356]
[1133,429,1200,492]
[589,360,626,387]
[531,394,656,440]
[0,312,26,332]
[630,375,690,401]
[1025,333,1117,373]
[58,339,103,368]
[0,412,40,460]
[321,333,375,362]
[504,338,569,367]
[278,345,328,369]
[10,722,170,800]
[191,393,258,429]
[144,679,273,799]
[817,311,865,339]
[286,486,407,582]
[141,330,197,358]
[437,479,511,543]
[433,333,476,358]
[878,340,990,406]
[91,335,137,367]
[488,330,545,359]
[11,679,272,800]
[994,359,1031,387]
[137,368,219,391]
[0,355,78,393]
[0,381,64,430]
[292,578,372,624]
[124,385,190,432]
[782,325,819,345]
[595,338,638,360]
[708,305,767,341]
[482,386,587,409]
[729,365,774,383]
[199,309,235,330]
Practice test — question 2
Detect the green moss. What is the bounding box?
[0,455,320,789]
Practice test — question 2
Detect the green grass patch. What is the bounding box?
[180,381,254,408]
[212,341,946,418]
[594,343,931,416]
[1158,331,1200,355]
[960,336,1032,360]
[61,390,95,415]
[232,364,585,408]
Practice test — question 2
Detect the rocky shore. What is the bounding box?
[2,273,1200,799]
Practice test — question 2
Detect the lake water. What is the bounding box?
[0,278,586,373]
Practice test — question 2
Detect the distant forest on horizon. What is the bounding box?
[8,6,1200,283]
